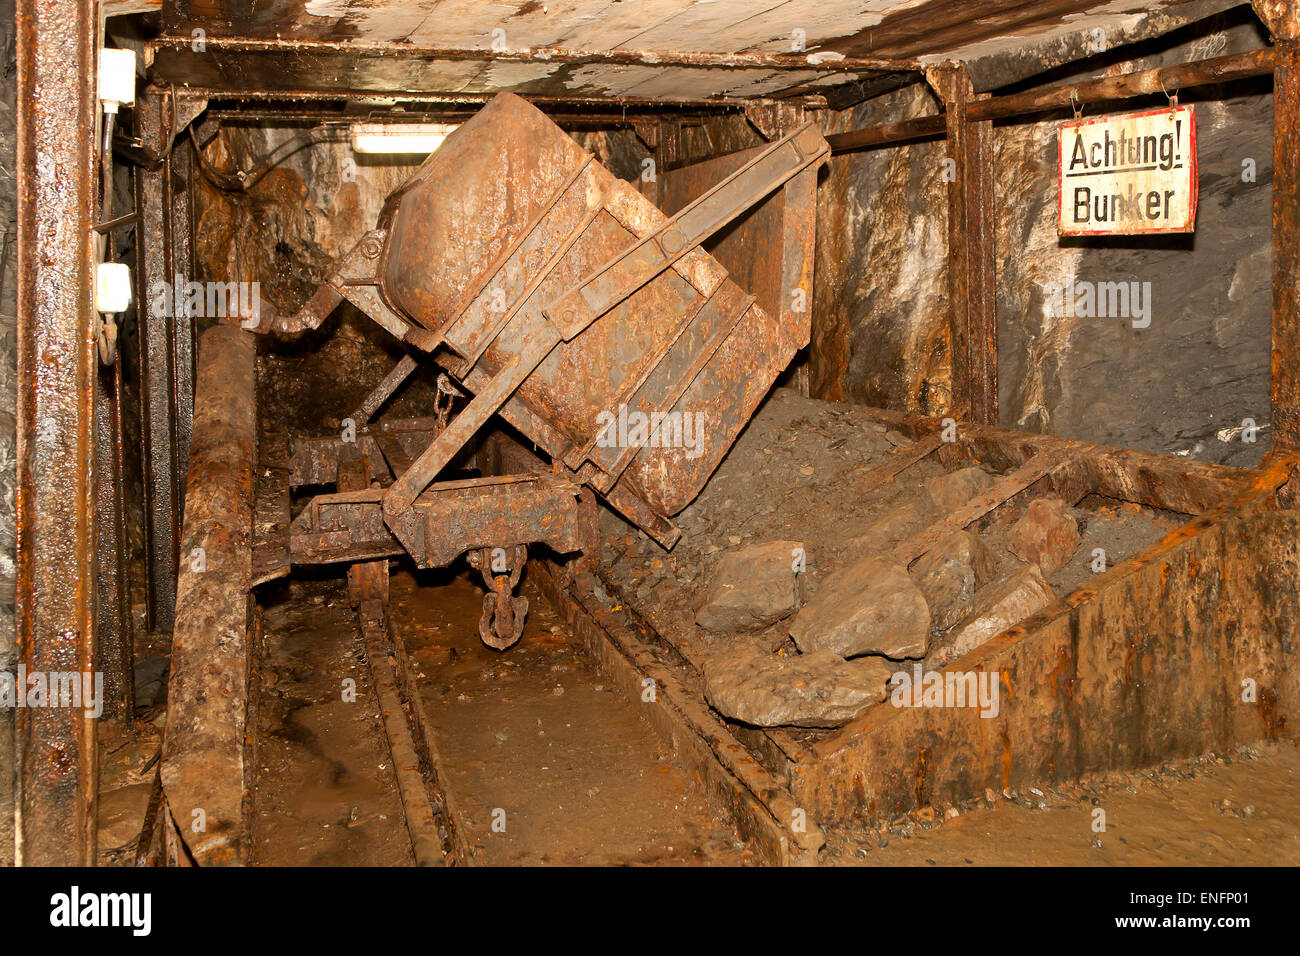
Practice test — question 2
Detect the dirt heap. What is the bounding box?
[599,388,1180,730]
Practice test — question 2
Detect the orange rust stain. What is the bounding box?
[1124,634,1139,686]
[999,725,1012,790]
[1258,688,1285,741]
[1066,586,1097,607]
[1047,644,1075,705]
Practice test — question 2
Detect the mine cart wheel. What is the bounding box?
[469,544,529,651]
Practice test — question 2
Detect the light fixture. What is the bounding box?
[95,261,132,315]
[349,122,458,155]
[98,48,137,114]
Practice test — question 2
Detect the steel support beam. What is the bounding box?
[930,66,997,425]
[150,35,920,75]
[93,361,132,722]
[1257,1,1300,448]
[14,0,98,865]
[827,48,1276,154]
[135,89,201,631]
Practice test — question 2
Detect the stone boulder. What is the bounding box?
[924,466,997,511]
[703,642,894,728]
[840,497,933,563]
[910,529,1001,632]
[934,563,1059,664]
[789,556,930,659]
[1006,497,1081,574]
[695,540,803,632]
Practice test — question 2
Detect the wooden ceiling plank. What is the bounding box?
[408,0,639,50]
[616,0,797,53]
[550,0,702,50]
[402,0,534,47]
[740,0,923,55]
[874,0,1106,58]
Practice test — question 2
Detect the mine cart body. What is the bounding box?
[278,92,828,646]
[377,93,824,529]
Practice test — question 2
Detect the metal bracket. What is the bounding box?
[253,229,438,350]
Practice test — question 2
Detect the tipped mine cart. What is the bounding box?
[262,92,827,650]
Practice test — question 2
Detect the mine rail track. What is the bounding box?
[349,561,465,866]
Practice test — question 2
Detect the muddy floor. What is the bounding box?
[823,742,1300,866]
[244,566,751,866]
[388,567,752,865]
[98,564,1300,866]
[251,576,412,866]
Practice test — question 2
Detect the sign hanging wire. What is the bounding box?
[1159,74,1179,108]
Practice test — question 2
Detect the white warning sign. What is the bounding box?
[1058,105,1197,236]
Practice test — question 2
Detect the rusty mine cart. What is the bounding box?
[258,92,827,650]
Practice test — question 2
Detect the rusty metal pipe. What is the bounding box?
[159,325,258,866]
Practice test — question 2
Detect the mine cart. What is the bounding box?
[261,92,828,649]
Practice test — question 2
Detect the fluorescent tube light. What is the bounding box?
[349,122,458,155]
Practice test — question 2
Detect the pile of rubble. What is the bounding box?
[599,389,1176,730]
[695,478,1075,728]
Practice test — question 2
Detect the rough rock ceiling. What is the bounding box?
[144,0,1242,102]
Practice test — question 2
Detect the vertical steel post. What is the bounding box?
[135,88,181,631]
[93,360,132,722]
[1257,1,1300,448]
[171,136,197,515]
[931,66,998,426]
[14,0,99,865]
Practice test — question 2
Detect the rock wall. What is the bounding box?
[814,82,950,415]
[812,12,1275,467]
[194,126,440,434]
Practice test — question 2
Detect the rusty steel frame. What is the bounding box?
[826,31,1290,443]
[1258,1,1300,449]
[176,87,785,114]
[93,358,133,722]
[288,416,444,488]
[150,35,921,76]
[929,66,997,426]
[826,47,1278,153]
[14,0,98,867]
[290,472,591,570]
[135,87,207,631]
